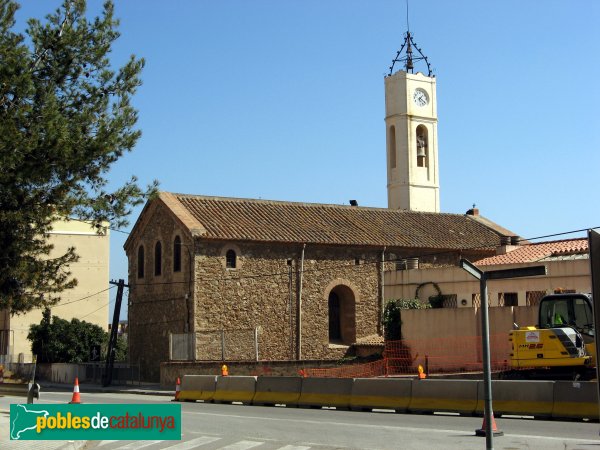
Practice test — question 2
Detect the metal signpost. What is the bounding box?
[460,259,546,450]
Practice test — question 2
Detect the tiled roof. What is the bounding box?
[476,238,588,266]
[159,192,515,250]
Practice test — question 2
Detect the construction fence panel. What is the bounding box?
[193,329,258,361]
[170,333,195,361]
[302,334,512,379]
[384,334,511,375]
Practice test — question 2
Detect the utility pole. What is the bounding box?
[103,279,128,387]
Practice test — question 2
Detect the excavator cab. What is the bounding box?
[539,293,594,337]
[509,293,595,378]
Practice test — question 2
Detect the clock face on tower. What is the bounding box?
[413,88,429,107]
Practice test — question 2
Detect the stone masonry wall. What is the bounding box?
[193,242,382,362]
[126,202,193,381]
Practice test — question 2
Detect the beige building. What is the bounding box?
[385,236,590,308]
[1,220,109,361]
[124,192,518,380]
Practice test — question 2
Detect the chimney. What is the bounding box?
[496,235,521,255]
[466,207,479,216]
[349,200,358,206]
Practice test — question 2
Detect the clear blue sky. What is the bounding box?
[16,1,600,321]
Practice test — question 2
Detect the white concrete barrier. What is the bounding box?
[409,379,478,414]
[297,377,353,409]
[178,375,218,402]
[477,380,554,417]
[350,378,412,412]
[552,381,598,420]
[253,376,302,406]
[213,376,257,404]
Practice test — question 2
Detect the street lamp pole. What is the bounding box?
[460,259,546,450]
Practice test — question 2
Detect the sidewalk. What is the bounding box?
[39,381,174,397]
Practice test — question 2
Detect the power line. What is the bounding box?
[51,286,115,308]
[80,298,114,320]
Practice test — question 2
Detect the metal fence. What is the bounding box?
[170,329,259,361]
[80,362,141,386]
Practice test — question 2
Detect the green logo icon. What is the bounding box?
[10,403,181,440]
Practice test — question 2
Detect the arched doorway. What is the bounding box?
[327,285,356,345]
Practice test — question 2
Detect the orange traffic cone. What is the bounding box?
[69,377,82,404]
[475,411,503,436]
[172,377,181,402]
[417,365,427,380]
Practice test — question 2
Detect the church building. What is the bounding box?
[124,32,520,381]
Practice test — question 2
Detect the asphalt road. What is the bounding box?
[2,390,600,449]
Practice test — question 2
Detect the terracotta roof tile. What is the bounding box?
[476,238,588,266]
[162,192,515,250]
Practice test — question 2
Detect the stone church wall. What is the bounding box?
[193,242,382,362]
[126,202,192,381]
[126,203,484,381]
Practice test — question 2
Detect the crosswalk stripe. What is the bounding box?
[218,440,263,450]
[278,446,311,450]
[114,440,163,449]
[161,436,222,449]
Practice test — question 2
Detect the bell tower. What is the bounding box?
[385,31,439,212]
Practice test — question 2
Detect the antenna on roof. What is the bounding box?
[406,0,410,33]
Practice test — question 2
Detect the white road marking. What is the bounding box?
[218,440,264,449]
[162,436,222,449]
[114,440,163,449]
[185,410,600,444]
[278,446,311,450]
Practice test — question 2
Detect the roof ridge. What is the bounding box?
[166,191,469,217]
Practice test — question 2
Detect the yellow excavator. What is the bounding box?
[508,293,596,380]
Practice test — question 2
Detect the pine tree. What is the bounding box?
[0,0,156,313]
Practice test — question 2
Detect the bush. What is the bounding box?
[383,298,430,341]
[28,309,107,363]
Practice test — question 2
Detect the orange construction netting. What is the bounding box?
[303,334,512,378]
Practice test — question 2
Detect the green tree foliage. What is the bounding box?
[114,334,127,362]
[28,309,106,363]
[0,0,156,313]
[383,299,430,341]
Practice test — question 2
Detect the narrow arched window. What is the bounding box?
[328,291,341,341]
[137,246,145,279]
[389,125,396,169]
[416,125,428,168]
[154,241,162,276]
[173,236,182,272]
[225,249,236,269]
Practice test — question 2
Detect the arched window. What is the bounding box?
[416,125,428,168]
[327,285,356,345]
[154,241,162,276]
[173,236,182,273]
[137,246,145,279]
[225,249,236,269]
[328,292,341,341]
[389,125,396,169]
